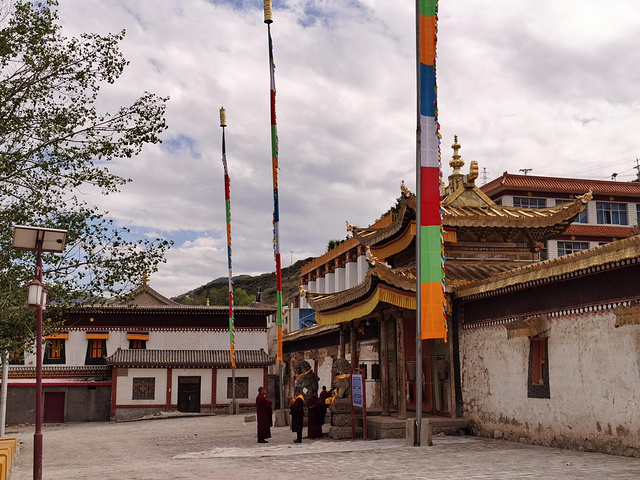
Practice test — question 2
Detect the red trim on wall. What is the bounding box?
[166,367,172,412]
[111,367,118,422]
[8,382,112,387]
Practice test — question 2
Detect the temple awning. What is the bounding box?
[504,316,548,339]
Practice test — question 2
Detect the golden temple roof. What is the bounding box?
[453,234,640,299]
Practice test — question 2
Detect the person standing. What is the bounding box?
[306,393,323,439]
[290,388,305,443]
[256,386,272,443]
[319,385,330,424]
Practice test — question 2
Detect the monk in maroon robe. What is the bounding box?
[256,386,272,443]
[307,393,323,439]
[290,388,305,443]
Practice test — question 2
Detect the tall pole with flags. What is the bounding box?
[220,107,237,413]
[263,0,285,410]
[415,0,447,445]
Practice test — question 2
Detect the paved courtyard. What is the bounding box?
[8,414,640,479]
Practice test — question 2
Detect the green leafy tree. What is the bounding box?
[0,0,171,356]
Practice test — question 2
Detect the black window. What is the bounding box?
[132,377,155,400]
[129,339,147,349]
[44,339,65,364]
[85,339,107,365]
[227,377,249,399]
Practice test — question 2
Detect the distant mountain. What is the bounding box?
[173,257,315,307]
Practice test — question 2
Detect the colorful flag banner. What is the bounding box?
[418,0,447,341]
[220,107,236,368]
[264,1,283,362]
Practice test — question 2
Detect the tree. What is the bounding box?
[0,0,171,355]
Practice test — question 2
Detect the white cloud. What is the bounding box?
[54,0,640,296]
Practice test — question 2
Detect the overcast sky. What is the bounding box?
[55,0,640,297]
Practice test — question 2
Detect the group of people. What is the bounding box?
[255,385,333,444]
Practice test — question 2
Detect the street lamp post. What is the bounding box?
[12,226,67,480]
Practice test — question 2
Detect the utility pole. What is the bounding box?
[611,172,618,181]
[481,167,489,185]
[519,168,532,175]
[634,157,640,182]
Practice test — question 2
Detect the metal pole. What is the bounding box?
[231,368,236,415]
[414,0,423,446]
[279,361,285,412]
[34,238,44,480]
[1,352,8,437]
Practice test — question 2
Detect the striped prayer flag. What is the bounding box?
[418,0,447,341]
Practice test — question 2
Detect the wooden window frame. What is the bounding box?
[129,339,147,350]
[528,336,550,399]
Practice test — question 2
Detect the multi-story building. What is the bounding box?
[2,283,274,423]
[481,173,640,258]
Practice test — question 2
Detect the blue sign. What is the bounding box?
[352,373,363,408]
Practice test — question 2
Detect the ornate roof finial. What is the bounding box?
[206,298,210,306]
[400,180,411,197]
[450,135,464,175]
[143,274,150,285]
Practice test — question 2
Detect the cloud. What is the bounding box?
[54,0,640,296]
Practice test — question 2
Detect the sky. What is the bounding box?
[53,0,640,297]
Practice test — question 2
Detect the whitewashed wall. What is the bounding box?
[460,310,640,455]
[116,367,168,405]
[216,368,264,404]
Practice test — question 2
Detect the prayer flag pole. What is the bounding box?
[415,0,447,445]
[220,107,237,414]
[263,0,285,411]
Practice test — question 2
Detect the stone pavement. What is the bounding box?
[8,414,640,479]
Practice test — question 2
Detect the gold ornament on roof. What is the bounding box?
[450,135,464,174]
[298,285,308,297]
[577,189,593,203]
[346,221,356,233]
[400,180,411,197]
[365,246,379,266]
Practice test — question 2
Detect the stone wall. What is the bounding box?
[460,309,640,457]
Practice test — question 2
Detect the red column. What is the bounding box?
[211,368,218,411]
[110,367,118,422]
[166,368,172,411]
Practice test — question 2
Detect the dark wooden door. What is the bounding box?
[177,377,201,413]
[43,392,65,423]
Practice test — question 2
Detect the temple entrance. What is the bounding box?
[177,376,201,413]
[43,392,65,423]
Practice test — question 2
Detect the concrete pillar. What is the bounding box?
[325,271,335,294]
[335,259,346,292]
[380,318,390,416]
[316,276,325,294]
[308,279,316,294]
[396,313,407,419]
[345,260,358,289]
[357,246,367,284]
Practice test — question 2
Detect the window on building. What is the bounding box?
[555,199,588,223]
[132,377,155,400]
[596,202,627,225]
[129,339,146,349]
[85,338,107,365]
[557,241,589,256]
[227,377,249,399]
[8,350,24,365]
[44,339,65,364]
[528,337,550,399]
[513,197,547,209]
